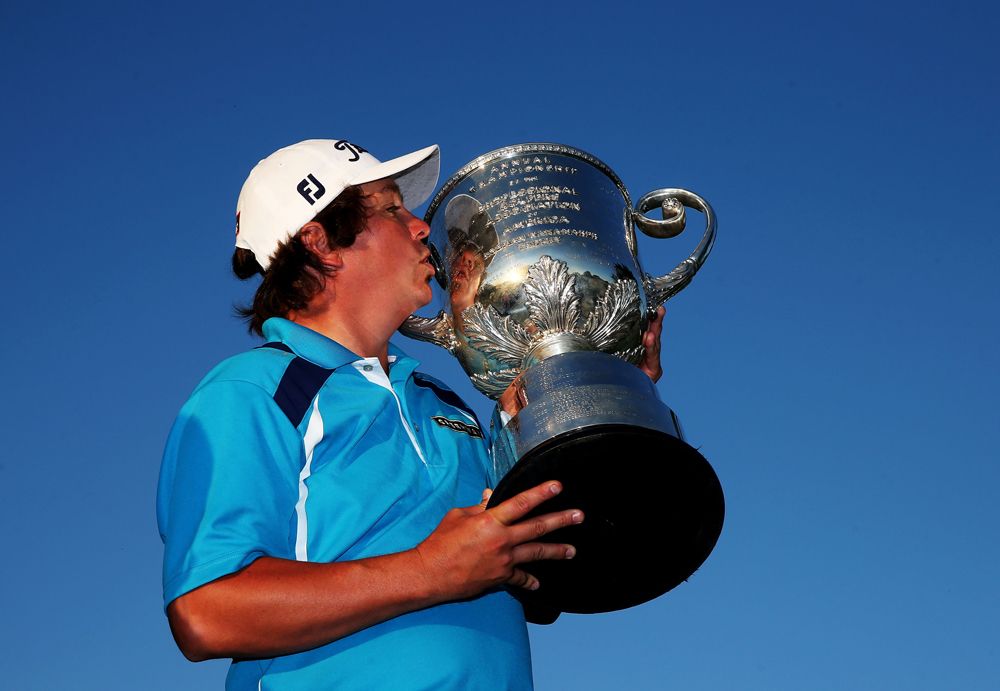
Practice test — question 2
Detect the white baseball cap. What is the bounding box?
[235,139,440,269]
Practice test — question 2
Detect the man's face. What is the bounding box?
[338,179,435,320]
[449,247,485,315]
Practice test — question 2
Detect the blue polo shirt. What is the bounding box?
[157,318,531,690]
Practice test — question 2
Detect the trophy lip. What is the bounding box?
[424,142,632,223]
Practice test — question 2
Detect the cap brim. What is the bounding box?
[348,144,440,208]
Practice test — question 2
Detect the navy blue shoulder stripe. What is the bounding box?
[412,373,482,429]
[258,342,333,427]
[258,341,293,353]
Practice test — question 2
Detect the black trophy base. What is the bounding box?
[486,425,725,615]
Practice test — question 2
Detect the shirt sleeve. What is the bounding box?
[157,379,304,608]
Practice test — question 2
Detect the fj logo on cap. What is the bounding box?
[334,140,367,162]
[431,416,483,439]
[296,174,326,205]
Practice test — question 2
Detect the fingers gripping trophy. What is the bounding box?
[400,144,724,614]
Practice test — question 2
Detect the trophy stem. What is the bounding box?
[523,333,592,368]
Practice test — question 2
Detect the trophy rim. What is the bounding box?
[423,142,633,223]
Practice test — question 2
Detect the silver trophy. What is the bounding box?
[401,143,724,614]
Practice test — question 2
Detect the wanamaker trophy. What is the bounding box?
[401,143,724,614]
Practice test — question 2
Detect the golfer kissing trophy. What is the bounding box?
[401,143,724,614]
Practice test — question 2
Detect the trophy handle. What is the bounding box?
[399,311,458,352]
[633,188,716,311]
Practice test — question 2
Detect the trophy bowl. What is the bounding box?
[401,143,724,614]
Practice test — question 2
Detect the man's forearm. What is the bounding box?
[167,552,439,661]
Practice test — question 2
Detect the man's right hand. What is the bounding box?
[414,481,582,599]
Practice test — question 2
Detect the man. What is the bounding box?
[157,138,664,689]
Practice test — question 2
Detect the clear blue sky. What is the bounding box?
[1,1,997,689]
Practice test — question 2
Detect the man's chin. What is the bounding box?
[416,287,434,310]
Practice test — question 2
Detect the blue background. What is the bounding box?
[1,1,997,688]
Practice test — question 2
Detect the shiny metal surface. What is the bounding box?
[637,188,717,308]
[400,143,716,398]
[489,351,683,481]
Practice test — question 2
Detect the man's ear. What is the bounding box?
[299,222,343,269]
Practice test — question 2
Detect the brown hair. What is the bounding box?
[233,185,367,335]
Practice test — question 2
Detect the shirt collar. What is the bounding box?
[387,340,419,384]
[262,318,420,376]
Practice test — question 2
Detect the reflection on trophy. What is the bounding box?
[401,144,724,614]
[443,194,497,334]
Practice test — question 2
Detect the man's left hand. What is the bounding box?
[638,306,665,383]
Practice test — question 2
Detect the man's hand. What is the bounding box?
[415,481,582,598]
[639,306,665,383]
[498,374,527,418]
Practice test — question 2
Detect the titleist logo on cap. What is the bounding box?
[334,140,367,162]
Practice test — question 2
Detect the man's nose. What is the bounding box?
[407,213,430,241]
